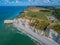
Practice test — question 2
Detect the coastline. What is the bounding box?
[1,6,36,45]
[4,18,59,45]
[4,7,60,45]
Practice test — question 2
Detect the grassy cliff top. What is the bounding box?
[19,7,60,34]
[19,7,53,20]
[49,23,60,34]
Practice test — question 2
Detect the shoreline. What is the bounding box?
[4,7,60,45]
[4,18,59,45]
[13,18,59,45]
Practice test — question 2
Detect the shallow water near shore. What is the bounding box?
[0,6,35,45]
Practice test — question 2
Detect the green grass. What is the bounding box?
[26,10,52,20]
[19,7,60,34]
[53,9,60,20]
[49,24,60,34]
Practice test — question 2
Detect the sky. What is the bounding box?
[0,0,60,6]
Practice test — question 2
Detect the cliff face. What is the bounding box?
[19,7,60,44]
[46,27,60,44]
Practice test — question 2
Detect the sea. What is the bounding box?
[0,6,35,45]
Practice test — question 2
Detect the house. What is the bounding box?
[47,16,56,23]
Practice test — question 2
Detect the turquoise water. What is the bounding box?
[0,6,35,45]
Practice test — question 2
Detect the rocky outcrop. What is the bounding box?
[46,27,60,44]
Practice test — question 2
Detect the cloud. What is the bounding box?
[44,0,60,3]
[44,0,52,3]
[16,0,19,3]
[0,0,60,6]
[28,0,32,2]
